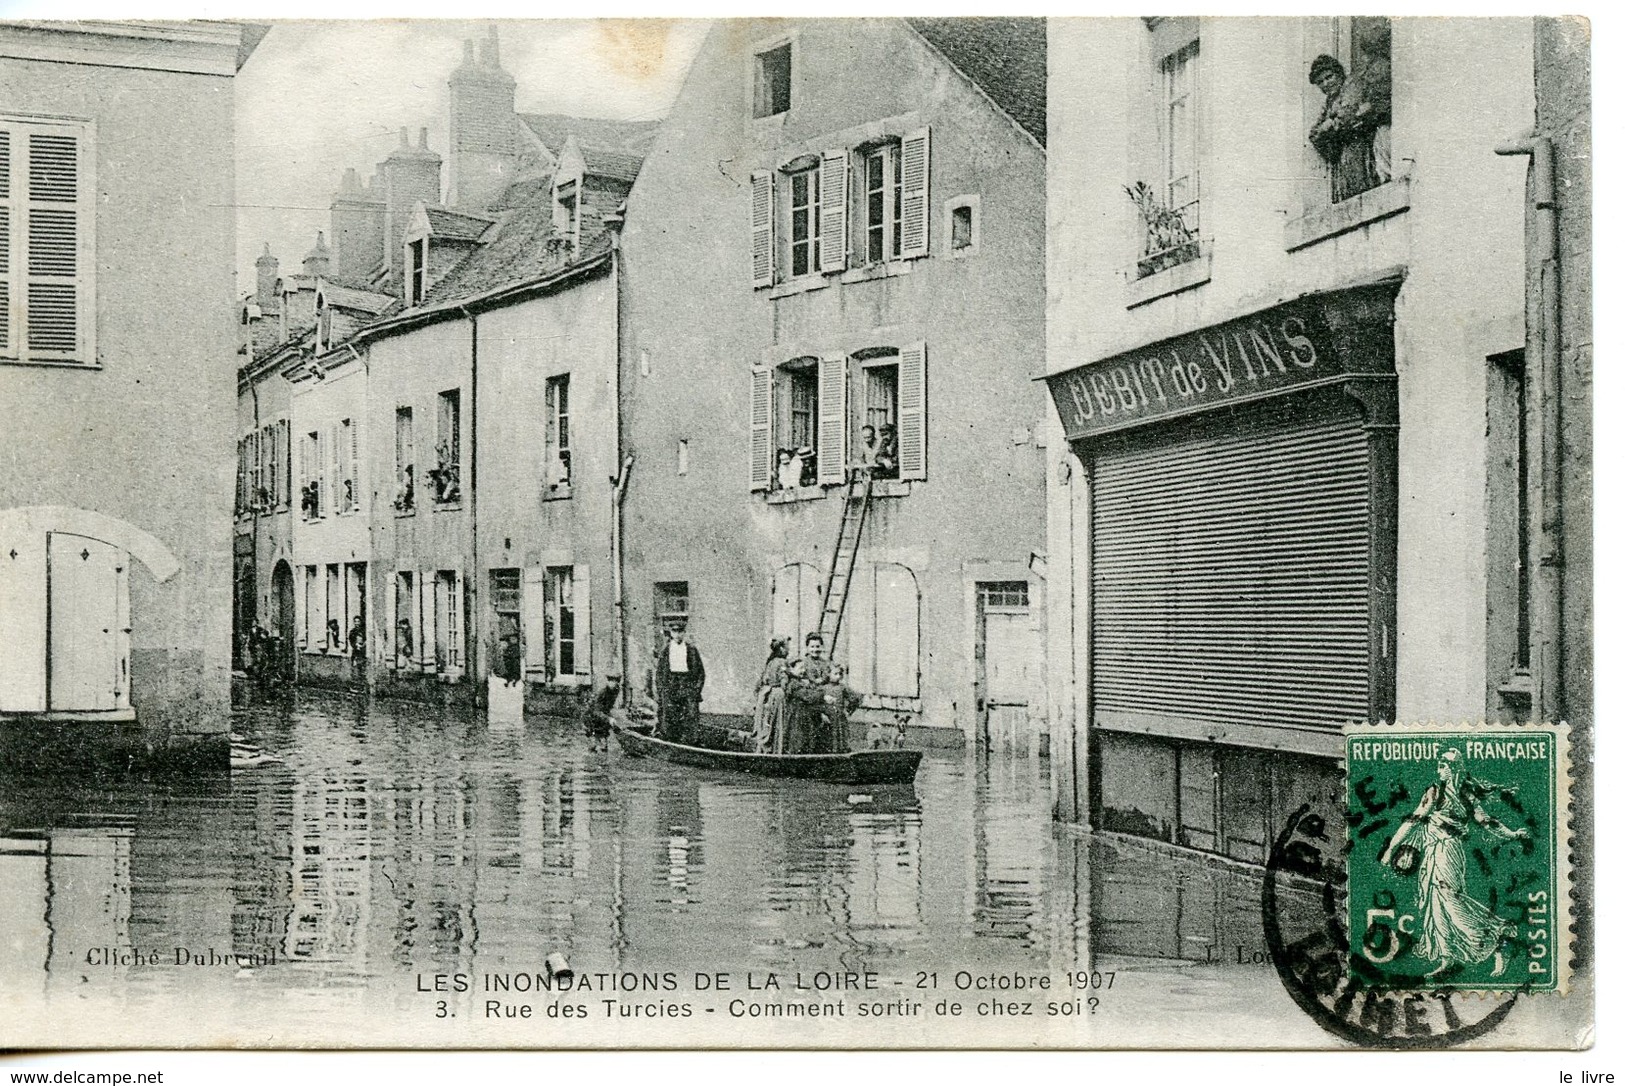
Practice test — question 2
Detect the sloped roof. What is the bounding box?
[520,112,661,155]
[421,184,612,308]
[425,206,496,241]
[907,17,1046,147]
[578,145,644,184]
[321,282,397,315]
[250,321,314,367]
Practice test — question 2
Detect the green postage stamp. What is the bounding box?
[1345,722,1571,994]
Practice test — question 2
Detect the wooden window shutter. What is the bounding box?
[0,128,11,357]
[750,170,775,288]
[899,127,930,259]
[349,416,361,507]
[416,572,434,670]
[897,341,927,480]
[749,366,773,492]
[818,148,849,273]
[816,355,848,485]
[279,420,291,506]
[23,128,84,359]
[316,428,328,513]
[522,567,547,677]
[250,429,263,508]
[575,564,592,678]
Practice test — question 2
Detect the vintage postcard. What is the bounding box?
[0,14,1593,1053]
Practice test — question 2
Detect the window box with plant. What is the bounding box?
[1125,180,1200,279]
[427,441,461,505]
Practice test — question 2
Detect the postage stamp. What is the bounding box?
[1344,723,1571,994]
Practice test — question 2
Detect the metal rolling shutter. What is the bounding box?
[1090,398,1371,737]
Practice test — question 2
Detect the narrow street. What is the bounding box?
[0,689,1332,1047]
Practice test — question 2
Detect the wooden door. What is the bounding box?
[47,533,127,712]
[977,581,1038,755]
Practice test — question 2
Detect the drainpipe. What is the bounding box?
[460,305,481,698]
[1494,131,1563,722]
[249,373,262,667]
[608,212,632,704]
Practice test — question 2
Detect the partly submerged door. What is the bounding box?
[978,581,1040,755]
[47,533,129,713]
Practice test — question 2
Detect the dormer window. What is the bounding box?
[554,180,579,255]
[315,294,331,353]
[406,237,428,305]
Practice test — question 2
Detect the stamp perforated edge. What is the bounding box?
[1341,720,1574,997]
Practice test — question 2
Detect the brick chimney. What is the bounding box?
[254,243,279,308]
[302,231,332,280]
[330,166,384,284]
[382,126,442,296]
[448,24,517,213]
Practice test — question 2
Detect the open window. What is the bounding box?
[406,237,428,306]
[300,428,325,520]
[393,406,415,514]
[431,389,462,505]
[1128,20,1203,279]
[750,344,927,493]
[1304,17,1393,207]
[545,373,572,495]
[753,42,792,118]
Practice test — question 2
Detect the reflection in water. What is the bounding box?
[0,690,1333,1046]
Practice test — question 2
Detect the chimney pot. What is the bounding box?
[419,127,430,149]
[399,126,410,147]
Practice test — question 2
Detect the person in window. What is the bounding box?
[776,447,798,492]
[752,638,791,753]
[396,465,414,512]
[874,425,899,479]
[855,425,879,477]
[797,446,818,488]
[327,618,343,654]
[1308,53,1387,202]
[655,623,706,746]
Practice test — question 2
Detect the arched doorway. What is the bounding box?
[0,507,177,718]
[272,560,296,682]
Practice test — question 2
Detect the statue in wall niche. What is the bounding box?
[1308,19,1393,203]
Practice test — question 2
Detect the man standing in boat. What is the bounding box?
[656,622,706,745]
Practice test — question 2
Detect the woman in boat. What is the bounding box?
[752,638,790,753]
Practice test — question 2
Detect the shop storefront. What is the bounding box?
[1045,280,1399,862]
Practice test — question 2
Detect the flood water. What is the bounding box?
[1,689,1347,1047]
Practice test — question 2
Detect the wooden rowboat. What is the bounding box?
[611,721,922,785]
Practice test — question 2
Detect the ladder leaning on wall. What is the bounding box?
[816,473,874,654]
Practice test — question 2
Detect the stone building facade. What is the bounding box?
[0,20,262,766]
[618,17,1049,749]
[1043,18,1546,861]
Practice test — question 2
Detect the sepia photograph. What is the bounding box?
[0,11,1596,1056]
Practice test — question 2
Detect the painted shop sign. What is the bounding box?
[1045,285,1397,442]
